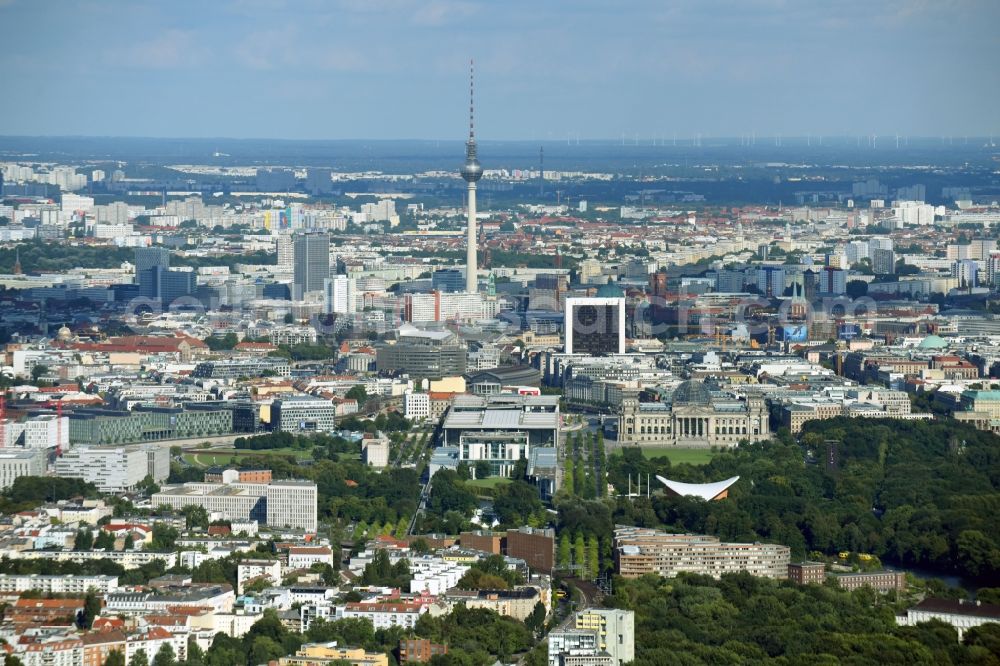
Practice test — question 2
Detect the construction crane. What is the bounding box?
[714,328,728,353]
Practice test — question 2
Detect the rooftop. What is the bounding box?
[911,598,1000,619]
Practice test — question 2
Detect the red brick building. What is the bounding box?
[399,639,447,663]
[787,561,826,585]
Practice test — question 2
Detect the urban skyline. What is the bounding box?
[0,2,998,664]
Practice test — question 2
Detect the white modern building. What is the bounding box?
[153,478,318,532]
[25,415,70,450]
[271,396,337,433]
[237,560,282,594]
[1,415,69,450]
[0,574,120,595]
[952,259,979,289]
[408,557,469,596]
[404,291,485,323]
[404,392,430,421]
[361,433,390,469]
[324,275,356,314]
[53,444,168,492]
[0,448,45,490]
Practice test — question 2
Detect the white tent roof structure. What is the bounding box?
[655,475,740,500]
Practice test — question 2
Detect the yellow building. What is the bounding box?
[282,643,388,666]
[428,376,466,393]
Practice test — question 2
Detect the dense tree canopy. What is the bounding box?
[610,573,1000,665]
[607,418,1000,581]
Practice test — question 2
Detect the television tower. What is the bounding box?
[460,59,483,294]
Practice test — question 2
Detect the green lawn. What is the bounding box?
[183,447,314,467]
[465,477,512,489]
[639,447,717,465]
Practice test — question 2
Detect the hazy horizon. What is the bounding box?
[1,134,998,142]
[2,0,999,140]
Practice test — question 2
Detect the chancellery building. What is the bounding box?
[618,380,770,449]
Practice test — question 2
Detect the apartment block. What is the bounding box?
[614,527,790,580]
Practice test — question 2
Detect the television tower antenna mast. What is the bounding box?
[460,59,483,294]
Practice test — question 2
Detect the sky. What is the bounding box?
[1,0,998,141]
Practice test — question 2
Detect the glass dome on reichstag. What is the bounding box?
[672,380,712,406]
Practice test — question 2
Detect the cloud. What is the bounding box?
[232,25,369,72]
[412,0,478,26]
[116,29,208,68]
[330,0,479,26]
[233,25,299,70]
[316,46,368,72]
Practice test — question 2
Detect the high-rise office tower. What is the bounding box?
[135,247,170,274]
[324,275,355,314]
[432,268,465,293]
[293,233,330,298]
[135,247,172,300]
[565,295,626,356]
[460,60,483,294]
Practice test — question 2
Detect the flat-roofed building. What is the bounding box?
[67,409,144,445]
[614,527,789,580]
[404,392,430,421]
[132,405,233,440]
[506,527,555,574]
[460,531,503,555]
[376,324,467,379]
[441,394,560,449]
[444,587,542,622]
[152,478,317,532]
[54,445,168,492]
[787,561,826,585]
[0,448,45,490]
[548,608,634,666]
[565,295,626,356]
[399,639,447,663]
[361,432,390,469]
[781,401,845,434]
[833,570,906,593]
[0,574,119,595]
[237,559,281,594]
[574,608,634,666]
[282,642,388,666]
[271,396,337,433]
[191,358,292,379]
[204,467,272,484]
